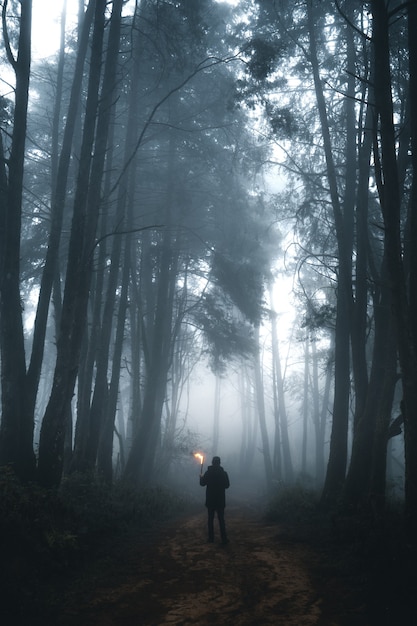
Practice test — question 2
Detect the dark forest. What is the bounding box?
[1,1,416,624]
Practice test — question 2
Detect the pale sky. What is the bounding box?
[31,0,241,59]
[32,0,78,59]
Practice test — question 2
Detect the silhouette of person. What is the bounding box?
[200,456,230,544]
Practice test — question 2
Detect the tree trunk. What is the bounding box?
[310,337,325,486]
[342,92,376,509]
[253,325,273,490]
[350,60,373,439]
[0,0,36,480]
[408,0,417,332]
[79,123,123,472]
[343,4,366,432]
[97,238,130,482]
[269,305,293,483]
[369,314,398,520]
[306,1,353,506]
[26,1,94,419]
[316,349,332,487]
[123,234,178,485]
[126,257,143,457]
[239,366,257,472]
[371,0,417,537]
[271,346,282,481]
[301,337,309,476]
[96,24,144,479]
[343,263,396,509]
[212,375,221,455]
[38,0,122,487]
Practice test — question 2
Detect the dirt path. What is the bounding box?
[49,499,374,626]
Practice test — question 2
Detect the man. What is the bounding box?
[200,456,230,544]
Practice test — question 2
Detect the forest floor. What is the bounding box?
[21,492,416,626]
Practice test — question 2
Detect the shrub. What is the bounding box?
[59,472,188,537]
[0,467,189,577]
[265,484,320,523]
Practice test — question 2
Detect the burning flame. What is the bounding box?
[194,452,204,464]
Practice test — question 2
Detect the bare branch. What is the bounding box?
[334,0,371,41]
[2,0,17,69]
[109,52,244,196]
[92,223,164,252]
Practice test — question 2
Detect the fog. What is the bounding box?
[0,0,410,526]
[2,2,417,624]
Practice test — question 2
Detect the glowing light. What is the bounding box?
[194,453,204,464]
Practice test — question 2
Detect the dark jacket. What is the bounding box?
[200,464,230,509]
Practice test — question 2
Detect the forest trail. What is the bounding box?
[51,498,372,626]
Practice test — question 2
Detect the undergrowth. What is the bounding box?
[264,483,417,625]
[265,484,321,525]
[0,466,190,623]
[59,471,188,537]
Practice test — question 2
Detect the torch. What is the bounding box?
[194,452,204,476]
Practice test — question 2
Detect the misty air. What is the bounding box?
[0,0,416,624]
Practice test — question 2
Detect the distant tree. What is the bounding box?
[253,324,274,489]
[212,374,221,456]
[120,0,278,485]
[268,292,294,483]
